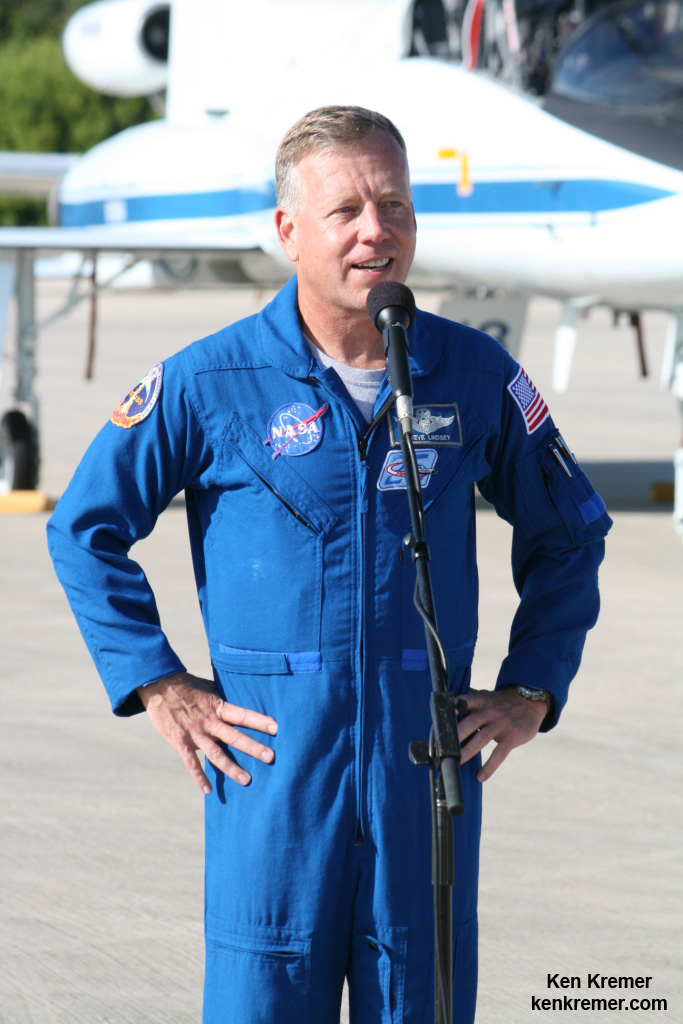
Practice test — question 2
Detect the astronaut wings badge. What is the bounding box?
[414,409,455,434]
[111,364,164,429]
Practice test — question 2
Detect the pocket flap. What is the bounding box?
[516,439,612,545]
[401,640,475,671]
[379,433,485,536]
[222,412,337,536]
[212,644,322,675]
[205,916,312,956]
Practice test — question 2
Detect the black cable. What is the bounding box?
[413,578,449,686]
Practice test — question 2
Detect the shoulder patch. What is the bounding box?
[507,366,549,434]
[111,363,164,429]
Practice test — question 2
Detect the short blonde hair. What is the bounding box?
[275,105,408,213]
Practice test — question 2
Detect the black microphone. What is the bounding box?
[366,282,417,437]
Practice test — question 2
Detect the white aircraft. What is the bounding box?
[0,0,682,535]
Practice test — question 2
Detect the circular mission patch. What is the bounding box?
[111,363,164,429]
[264,401,328,458]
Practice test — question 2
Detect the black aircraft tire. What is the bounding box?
[0,410,39,491]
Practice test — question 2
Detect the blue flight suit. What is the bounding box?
[47,275,611,1024]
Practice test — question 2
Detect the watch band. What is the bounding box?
[513,684,553,708]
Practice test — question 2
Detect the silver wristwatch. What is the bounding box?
[512,684,553,709]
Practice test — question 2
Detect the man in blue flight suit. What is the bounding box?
[47,106,611,1024]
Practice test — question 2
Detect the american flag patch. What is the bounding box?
[507,367,549,434]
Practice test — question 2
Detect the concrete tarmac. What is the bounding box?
[1,282,681,1023]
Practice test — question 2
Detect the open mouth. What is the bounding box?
[352,257,393,272]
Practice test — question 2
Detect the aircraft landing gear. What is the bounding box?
[662,310,683,542]
[0,251,42,496]
[0,409,39,492]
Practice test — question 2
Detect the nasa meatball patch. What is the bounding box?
[111,363,164,429]
[264,402,328,458]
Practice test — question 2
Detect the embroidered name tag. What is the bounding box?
[378,448,438,490]
[111,363,163,429]
[388,403,462,448]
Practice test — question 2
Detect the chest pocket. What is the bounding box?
[222,412,338,537]
[371,427,486,672]
[203,412,337,658]
[375,429,486,538]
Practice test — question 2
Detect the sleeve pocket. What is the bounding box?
[516,439,612,546]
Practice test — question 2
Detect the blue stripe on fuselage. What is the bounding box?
[58,178,674,227]
[59,185,278,227]
[411,179,673,214]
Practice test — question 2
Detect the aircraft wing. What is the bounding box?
[0,153,78,198]
[0,221,275,496]
[0,224,261,256]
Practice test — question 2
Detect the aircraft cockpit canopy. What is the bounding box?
[551,0,683,108]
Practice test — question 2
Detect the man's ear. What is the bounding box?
[274,208,298,263]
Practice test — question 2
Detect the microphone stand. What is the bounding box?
[383,315,465,1024]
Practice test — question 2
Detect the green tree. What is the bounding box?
[0,0,83,42]
[0,34,156,224]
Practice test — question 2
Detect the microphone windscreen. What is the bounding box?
[366,282,416,330]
